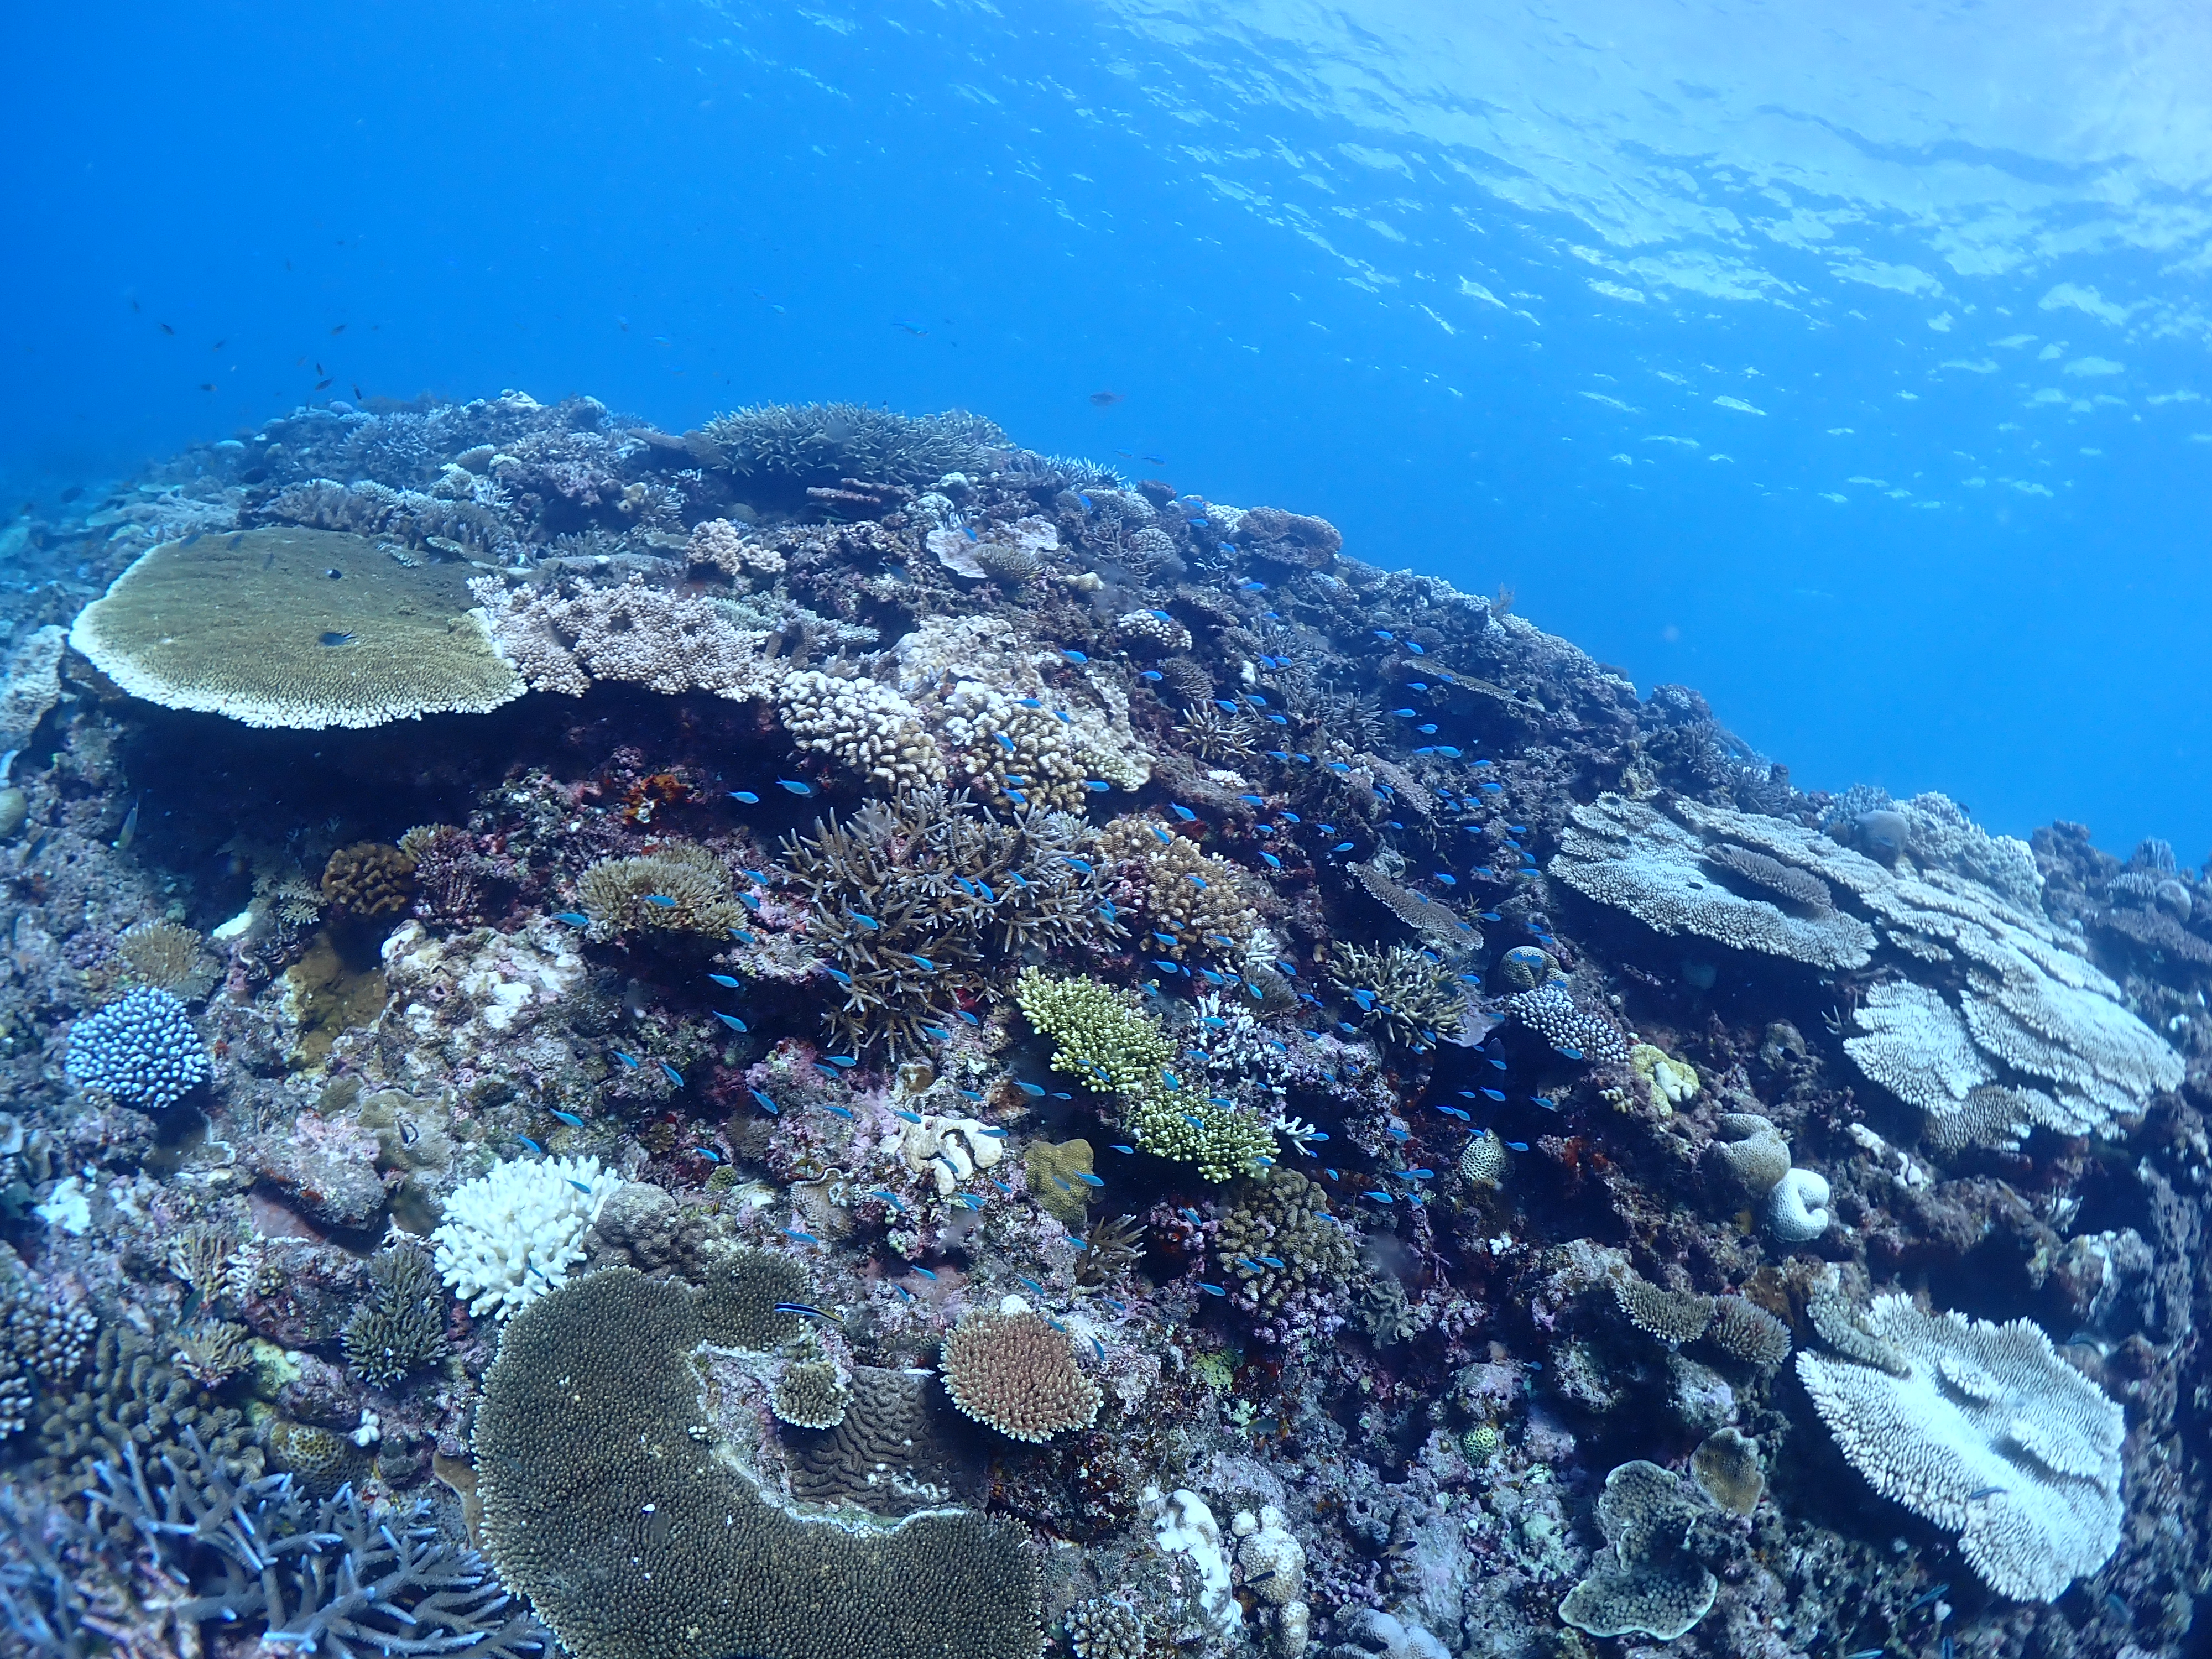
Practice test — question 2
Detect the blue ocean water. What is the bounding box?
[5,0,2206,855]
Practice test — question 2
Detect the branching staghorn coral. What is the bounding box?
[1096,818,1260,961]
[1015,969,1275,1181]
[1327,942,1464,1050]
[779,786,1121,1054]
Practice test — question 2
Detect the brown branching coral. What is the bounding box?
[778,786,1121,1054]
[577,843,743,943]
[342,1243,451,1388]
[1076,1212,1145,1287]
[1328,942,1465,1049]
[1215,1171,1357,1317]
[321,842,416,919]
[1097,818,1260,961]
[116,920,218,1001]
[169,1319,254,1388]
[939,1308,1101,1443]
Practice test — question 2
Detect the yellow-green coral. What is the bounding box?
[1629,1044,1700,1113]
[1015,970,1274,1182]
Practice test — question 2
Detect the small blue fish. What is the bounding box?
[989,1177,1014,1194]
[1906,1582,1950,1611]
[553,912,590,927]
[730,929,757,946]
[551,1109,587,1128]
[1966,1486,2006,1499]
[825,967,852,986]
[1217,700,1240,714]
[1434,745,1460,758]
[1153,959,1184,975]
[1374,629,1395,641]
[1407,640,1425,654]
[1005,787,1029,805]
[957,1010,982,1025]
[1505,1140,1529,1151]
[1406,1167,1434,1180]
[921,1023,951,1040]
[749,1088,780,1115]
[660,1062,684,1086]
[1140,670,1165,681]
[1110,1144,1135,1154]
[1150,823,1174,845]
[1532,1095,1557,1109]
[1161,1069,1182,1091]
[1391,708,1416,718]
[822,1103,855,1120]
[953,1193,984,1210]
[977,1126,1010,1139]
[784,1229,820,1245]
[1481,1087,1506,1101]
[517,1135,544,1154]
[826,1055,857,1068]
[1333,841,1355,852]
[611,1050,640,1068]
[730,790,761,804]
[319,630,355,647]
[1181,1208,1204,1225]
[1097,900,1119,922]
[1015,696,1042,708]
[1434,872,1457,886]
[1198,1282,1227,1296]
[714,1011,748,1032]
[1086,779,1112,792]
[893,1108,924,1125]
[1436,1105,1469,1121]
[1237,1256,1264,1273]
[774,1302,842,1322]
[1074,1172,1105,1188]
[958,1087,983,1099]
[974,880,997,901]
[1385,1126,1409,1141]
[848,913,880,931]
[567,1178,593,1194]
[1364,1190,1393,1203]
[776,779,813,796]
[738,893,761,911]
[1063,855,1093,874]
[892,1284,914,1301]
[911,1265,938,1281]
[1063,648,1089,664]
[1017,1081,1046,1097]
[1559,1046,1585,1061]
[1488,1057,1507,1071]
[698,1147,722,1162]
[708,973,741,988]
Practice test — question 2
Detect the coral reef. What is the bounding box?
[4,387,2204,1659]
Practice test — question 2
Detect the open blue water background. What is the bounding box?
[6,0,2206,856]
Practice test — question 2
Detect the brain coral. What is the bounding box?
[476,1260,1041,1659]
[1796,1292,2125,1601]
[939,1307,1102,1442]
[69,528,523,729]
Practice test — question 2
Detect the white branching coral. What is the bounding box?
[430,1155,623,1319]
[469,575,776,700]
[776,670,945,790]
[1796,1294,2125,1602]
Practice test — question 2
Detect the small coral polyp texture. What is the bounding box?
[64,987,208,1113]
[939,1306,1103,1442]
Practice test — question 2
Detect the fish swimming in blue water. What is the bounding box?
[822,1103,855,1119]
[319,630,354,646]
[730,789,760,803]
[730,929,757,946]
[1505,1140,1529,1151]
[1198,1282,1227,1296]
[1111,1143,1135,1154]
[1363,1190,1393,1202]
[709,973,740,988]
[517,1135,544,1155]
[776,779,812,795]
[1063,648,1088,663]
[1017,1081,1046,1097]
[824,966,852,985]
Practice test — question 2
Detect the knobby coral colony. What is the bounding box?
[3,388,2209,1659]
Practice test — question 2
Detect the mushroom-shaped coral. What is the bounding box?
[938,1307,1102,1443]
[69,527,524,729]
[1796,1292,2125,1601]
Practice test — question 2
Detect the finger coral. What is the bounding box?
[1016,969,1275,1181]
[321,840,416,918]
[1097,817,1261,961]
[939,1306,1102,1442]
[776,669,944,790]
[64,987,208,1113]
[1327,942,1464,1049]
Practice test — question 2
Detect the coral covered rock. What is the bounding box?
[1557,1460,1718,1640]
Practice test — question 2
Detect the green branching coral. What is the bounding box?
[1015,970,1274,1182]
[1327,942,1465,1049]
[342,1243,450,1388]
[1215,1171,1356,1315]
[780,787,1121,1055]
[476,1258,1040,1659]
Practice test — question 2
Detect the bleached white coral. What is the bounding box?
[897,1112,1006,1196]
[430,1155,622,1319]
[1154,1489,1238,1634]
[776,669,945,790]
[1797,1293,2125,1601]
[1767,1167,1831,1242]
